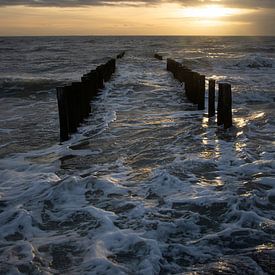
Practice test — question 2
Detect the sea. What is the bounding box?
[0,36,274,274]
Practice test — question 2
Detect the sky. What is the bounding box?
[0,0,274,36]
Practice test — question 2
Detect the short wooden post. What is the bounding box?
[167,59,178,73]
[184,71,193,102]
[66,85,78,133]
[191,72,200,104]
[96,65,105,88]
[84,70,99,97]
[154,53,163,60]
[198,74,205,110]
[81,77,92,116]
[117,51,125,59]
[72,82,83,124]
[217,83,224,126]
[110,58,116,74]
[208,79,215,117]
[56,86,69,142]
[222,83,233,129]
[218,83,232,128]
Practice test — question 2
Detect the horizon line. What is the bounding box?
[1,34,274,37]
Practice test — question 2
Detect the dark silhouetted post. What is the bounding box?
[56,86,69,142]
[154,53,163,60]
[96,65,105,89]
[222,83,233,129]
[218,83,232,128]
[191,72,200,104]
[71,82,83,124]
[117,51,125,59]
[198,74,205,110]
[208,79,215,117]
[217,83,224,126]
[67,85,78,133]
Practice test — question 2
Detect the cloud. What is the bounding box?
[0,0,274,9]
[0,0,156,7]
[0,0,157,7]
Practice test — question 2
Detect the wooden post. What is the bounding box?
[218,83,232,128]
[154,53,163,60]
[198,74,205,110]
[208,79,215,118]
[167,59,172,71]
[81,76,92,115]
[85,70,99,98]
[185,71,193,102]
[222,83,233,129]
[217,83,224,126]
[71,82,83,124]
[167,59,178,73]
[110,58,116,74]
[66,85,78,134]
[117,51,125,59]
[191,72,200,104]
[56,86,69,142]
[96,65,105,88]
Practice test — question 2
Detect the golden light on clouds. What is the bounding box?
[177,5,251,19]
[0,2,272,36]
[173,4,255,30]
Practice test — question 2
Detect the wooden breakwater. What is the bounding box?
[56,54,124,142]
[167,58,233,129]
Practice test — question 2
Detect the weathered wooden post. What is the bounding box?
[208,79,215,117]
[86,70,100,97]
[110,58,116,74]
[185,71,192,102]
[71,82,83,124]
[217,83,232,128]
[167,59,178,74]
[66,85,78,134]
[56,86,69,142]
[167,58,172,72]
[104,59,116,81]
[81,77,92,117]
[191,72,200,104]
[217,83,224,126]
[198,74,205,110]
[96,65,105,88]
[117,51,125,59]
[154,53,163,60]
[222,83,233,129]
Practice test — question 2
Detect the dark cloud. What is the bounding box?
[0,0,274,9]
[0,0,158,7]
[217,0,275,9]
[1,0,273,21]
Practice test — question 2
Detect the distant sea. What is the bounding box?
[0,36,274,274]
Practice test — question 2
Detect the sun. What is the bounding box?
[179,5,245,19]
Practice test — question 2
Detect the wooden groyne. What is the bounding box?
[167,58,233,129]
[57,56,120,142]
[57,53,232,143]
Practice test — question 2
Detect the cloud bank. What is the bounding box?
[0,0,274,8]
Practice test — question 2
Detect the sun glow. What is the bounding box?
[179,5,246,19]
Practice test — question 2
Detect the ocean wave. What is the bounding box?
[181,57,212,69]
[0,77,65,97]
[234,55,273,69]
